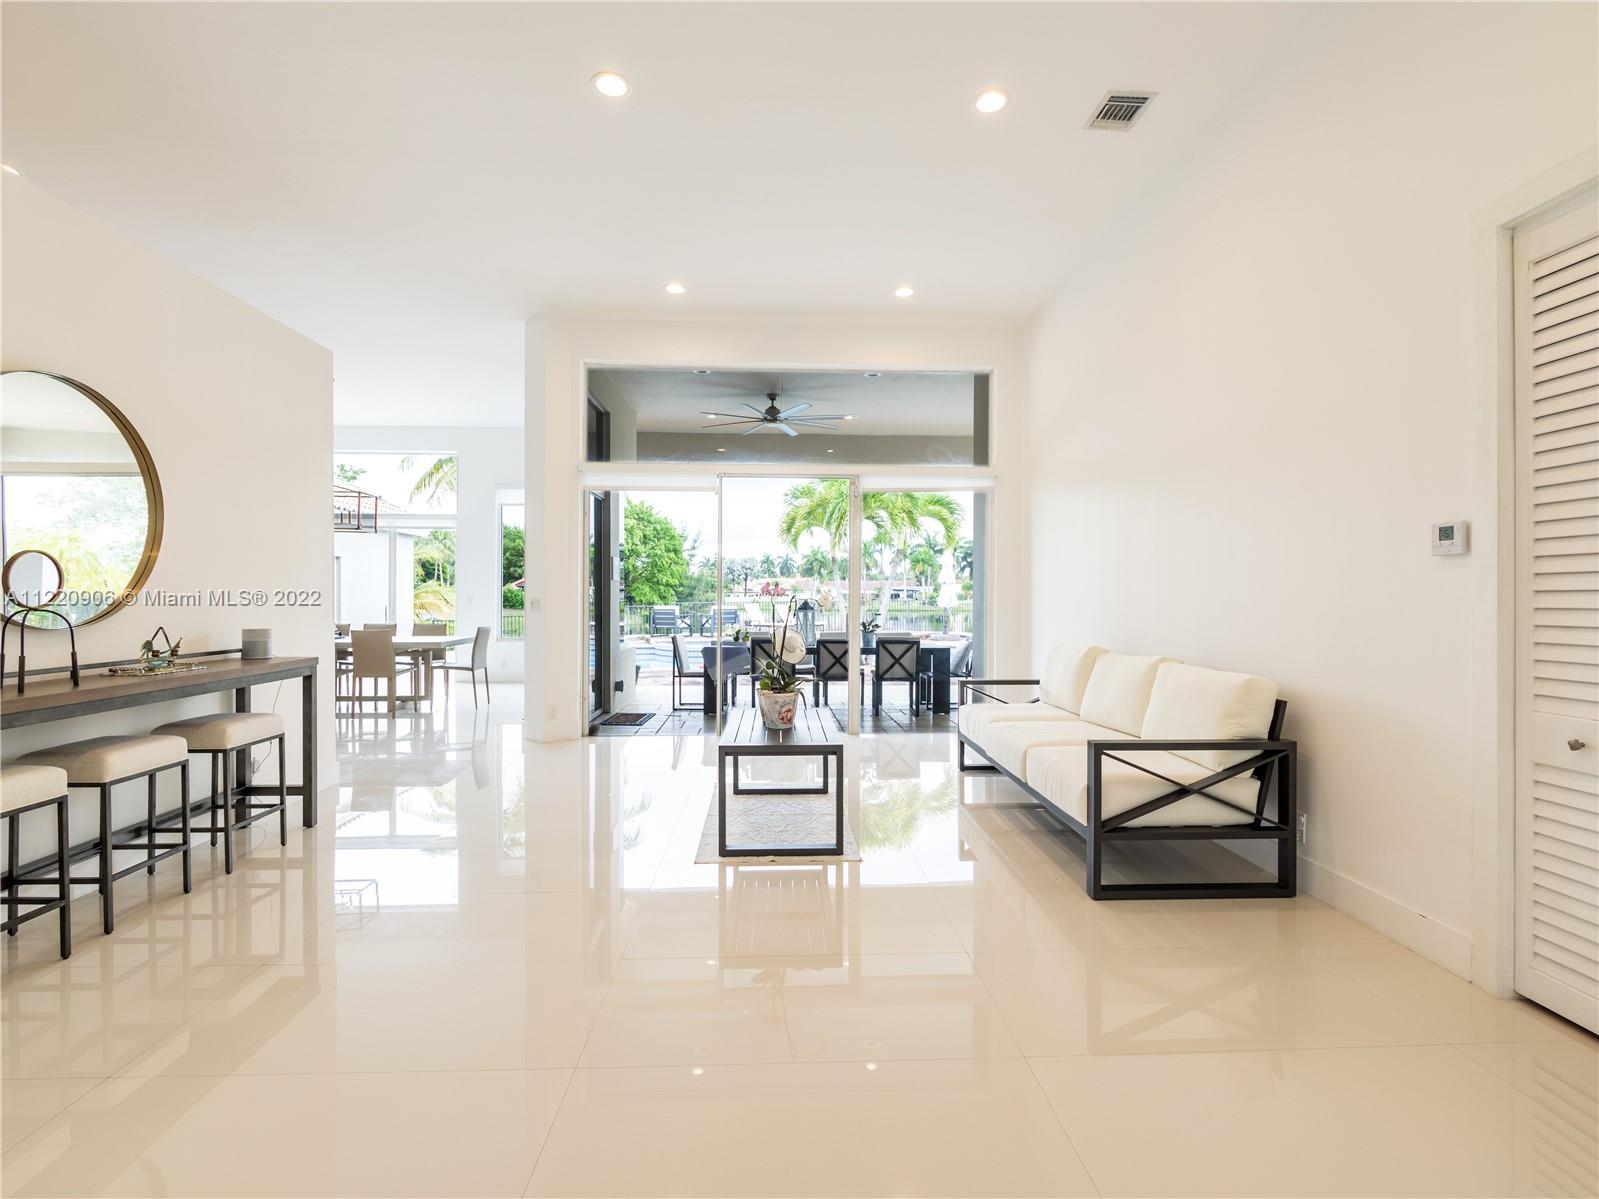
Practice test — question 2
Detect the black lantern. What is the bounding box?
[795,598,816,647]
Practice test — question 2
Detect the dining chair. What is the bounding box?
[362,623,397,631]
[919,639,974,708]
[749,633,815,705]
[438,626,491,707]
[411,620,449,678]
[812,635,860,705]
[872,637,921,715]
[670,634,707,710]
[341,629,415,715]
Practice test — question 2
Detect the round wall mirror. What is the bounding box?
[0,371,163,626]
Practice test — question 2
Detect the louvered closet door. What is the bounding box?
[1514,196,1599,1033]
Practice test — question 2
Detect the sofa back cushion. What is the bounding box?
[1140,662,1279,771]
[1038,644,1105,714]
[1078,653,1173,734]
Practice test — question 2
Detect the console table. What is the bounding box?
[1,655,321,827]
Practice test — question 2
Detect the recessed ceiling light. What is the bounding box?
[862,372,880,378]
[974,88,1009,114]
[693,368,711,374]
[716,447,727,453]
[592,71,630,98]
[843,415,857,420]
[701,412,717,418]
[893,286,914,299]
[826,449,835,454]
[665,282,687,295]
[0,163,21,178]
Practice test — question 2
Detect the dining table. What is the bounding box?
[334,633,473,705]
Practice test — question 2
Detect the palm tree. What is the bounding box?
[399,455,458,504]
[779,482,962,588]
[777,553,797,576]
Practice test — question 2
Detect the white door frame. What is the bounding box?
[1472,148,1599,996]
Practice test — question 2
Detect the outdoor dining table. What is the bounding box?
[334,633,473,705]
[915,640,966,715]
[699,642,751,714]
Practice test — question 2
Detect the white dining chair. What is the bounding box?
[438,626,491,707]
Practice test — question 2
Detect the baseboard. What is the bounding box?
[1299,855,1474,979]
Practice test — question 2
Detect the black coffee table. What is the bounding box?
[716,706,844,857]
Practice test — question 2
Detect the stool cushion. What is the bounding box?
[18,735,189,784]
[152,712,285,752]
[0,764,70,813]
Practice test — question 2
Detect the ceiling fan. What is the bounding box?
[701,393,847,437]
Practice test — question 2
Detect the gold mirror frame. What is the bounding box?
[0,370,165,627]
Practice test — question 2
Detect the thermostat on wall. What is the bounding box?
[1432,520,1469,556]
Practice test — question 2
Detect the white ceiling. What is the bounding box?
[1,2,1321,426]
[592,368,977,436]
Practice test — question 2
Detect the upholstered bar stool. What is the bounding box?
[16,736,191,935]
[1,765,73,959]
[153,712,287,873]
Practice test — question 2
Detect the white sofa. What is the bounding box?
[958,645,1296,900]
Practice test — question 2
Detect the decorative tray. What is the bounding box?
[107,662,208,676]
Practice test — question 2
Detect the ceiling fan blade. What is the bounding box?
[703,411,758,420]
[787,421,839,431]
[742,402,768,417]
[779,402,812,417]
[777,422,799,437]
[741,423,766,435]
[794,414,846,422]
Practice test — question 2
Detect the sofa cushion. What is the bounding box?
[1078,653,1174,735]
[958,701,1077,742]
[983,720,1124,777]
[1140,662,1279,771]
[1026,745,1261,828]
[1037,644,1105,714]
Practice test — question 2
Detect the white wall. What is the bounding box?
[525,314,1029,741]
[1,175,335,845]
[1026,3,1598,979]
[333,426,525,681]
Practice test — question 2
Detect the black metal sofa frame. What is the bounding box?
[956,678,1297,901]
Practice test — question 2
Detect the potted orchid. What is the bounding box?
[755,597,809,730]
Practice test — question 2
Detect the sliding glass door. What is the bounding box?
[716,475,860,734]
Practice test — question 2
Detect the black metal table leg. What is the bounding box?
[301,669,318,826]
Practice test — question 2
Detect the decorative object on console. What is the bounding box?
[241,627,273,659]
[108,626,205,676]
[0,549,81,694]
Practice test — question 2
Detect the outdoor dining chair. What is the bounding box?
[872,637,921,715]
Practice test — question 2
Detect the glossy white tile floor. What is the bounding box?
[3,689,1595,1197]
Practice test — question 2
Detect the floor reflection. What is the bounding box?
[0,689,1593,1198]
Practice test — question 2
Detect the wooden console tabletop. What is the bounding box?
[0,655,321,826]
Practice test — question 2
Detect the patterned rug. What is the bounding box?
[695,787,861,865]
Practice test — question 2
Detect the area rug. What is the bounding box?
[598,712,655,727]
[695,791,861,865]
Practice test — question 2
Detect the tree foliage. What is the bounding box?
[621,499,688,605]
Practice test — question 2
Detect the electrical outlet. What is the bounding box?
[545,704,557,721]
[1296,813,1308,844]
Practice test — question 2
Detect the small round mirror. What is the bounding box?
[1,371,163,626]
[2,549,65,609]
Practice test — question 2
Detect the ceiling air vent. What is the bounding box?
[1086,91,1155,131]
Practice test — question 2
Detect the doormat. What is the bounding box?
[598,712,655,727]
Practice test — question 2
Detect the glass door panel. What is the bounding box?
[858,487,981,724]
[716,475,858,734]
